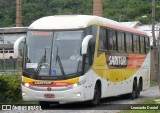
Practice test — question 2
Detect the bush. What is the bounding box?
[0,75,21,102]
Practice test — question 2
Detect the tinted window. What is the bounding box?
[133,35,140,53]
[117,31,125,52]
[145,37,150,53]
[98,27,106,50]
[126,33,133,53]
[140,36,145,54]
[108,30,117,51]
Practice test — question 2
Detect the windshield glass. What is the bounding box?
[24,30,83,79]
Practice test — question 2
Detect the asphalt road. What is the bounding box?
[0,86,160,113]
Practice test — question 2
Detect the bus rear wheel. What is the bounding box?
[130,80,137,100]
[136,81,142,98]
[88,83,101,106]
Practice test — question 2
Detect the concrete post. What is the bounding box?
[93,0,103,17]
[16,0,22,27]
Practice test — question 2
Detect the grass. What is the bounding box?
[150,80,159,87]
[121,110,159,113]
[121,97,160,113]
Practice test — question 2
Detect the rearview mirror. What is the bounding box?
[14,36,26,58]
[81,35,93,54]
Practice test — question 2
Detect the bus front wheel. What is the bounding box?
[88,83,101,106]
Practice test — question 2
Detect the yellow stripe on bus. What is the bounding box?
[23,76,79,84]
[94,68,138,82]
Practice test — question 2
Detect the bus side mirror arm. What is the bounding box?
[81,35,93,55]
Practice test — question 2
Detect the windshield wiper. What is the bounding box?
[56,47,65,76]
[35,48,46,75]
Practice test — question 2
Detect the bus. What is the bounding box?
[14,15,150,107]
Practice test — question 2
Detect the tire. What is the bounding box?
[88,83,101,106]
[136,82,141,98]
[130,80,137,100]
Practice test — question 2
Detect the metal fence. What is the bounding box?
[0,58,22,75]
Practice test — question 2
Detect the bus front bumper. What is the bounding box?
[21,85,87,103]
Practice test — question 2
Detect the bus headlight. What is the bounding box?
[68,79,86,89]
[24,83,30,88]
[22,82,30,88]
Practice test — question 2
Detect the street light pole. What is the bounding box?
[2,32,5,75]
[152,0,159,90]
[158,27,160,91]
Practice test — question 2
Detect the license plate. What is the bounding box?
[44,93,55,98]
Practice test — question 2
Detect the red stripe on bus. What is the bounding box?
[106,23,147,36]
[127,54,146,68]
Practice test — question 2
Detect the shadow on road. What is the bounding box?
[41,94,145,110]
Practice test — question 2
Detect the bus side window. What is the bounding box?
[84,41,95,72]
[137,36,140,53]
[98,27,106,55]
[140,36,145,54]
[108,29,117,51]
[117,31,125,52]
[133,35,140,53]
[126,33,132,53]
[145,37,150,53]
[84,43,92,72]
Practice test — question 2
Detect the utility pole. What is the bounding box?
[158,27,160,91]
[152,0,160,90]
[152,0,156,47]
[2,32,5,75]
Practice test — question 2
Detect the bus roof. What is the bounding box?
[29,15,97,30]
[29,15,148,36]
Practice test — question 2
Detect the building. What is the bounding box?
[0,27,27,59]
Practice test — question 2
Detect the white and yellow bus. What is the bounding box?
[15,15,150,106]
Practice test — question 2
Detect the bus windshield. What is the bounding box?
[24,30,83,79]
